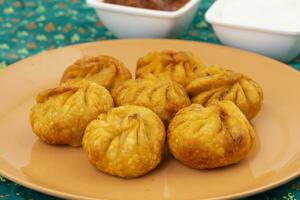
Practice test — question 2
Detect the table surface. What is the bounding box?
[0,0,299,199]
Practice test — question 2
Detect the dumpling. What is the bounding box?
[186,66,263,119]
[167,100,255,169]
[30,80,114,147]
[136,50,207,87]
[82,105,165,178]
[112,74,191,125]
[60,55,132,91]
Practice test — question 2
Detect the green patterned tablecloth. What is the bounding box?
[0,0,299,199]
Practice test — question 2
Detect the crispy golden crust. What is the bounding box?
[186,66,263,119]
[30,80,114,147]
[167,101,255,169]
[82,105,165,178]
[112,74,191,125]
[60,55,132,91]
[136,50,207,87]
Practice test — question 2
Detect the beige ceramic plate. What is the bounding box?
[0,39,299,200]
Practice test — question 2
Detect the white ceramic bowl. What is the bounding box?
[205,0,300,62]
[87,0,201,38]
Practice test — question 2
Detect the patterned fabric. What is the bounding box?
[0,0,299,199]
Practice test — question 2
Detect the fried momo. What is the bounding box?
[112,74,191,125]
[168,101,255,169]
[136,50,207,87]
[60,55,132,91]
[83,105,165,178]
[30,80,114,147]
[186,66,263,119]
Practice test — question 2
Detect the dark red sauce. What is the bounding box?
[104,0,190,11]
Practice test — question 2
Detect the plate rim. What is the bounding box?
[0,39,299,200]
[1,38,300,75]
[0,165,299,200]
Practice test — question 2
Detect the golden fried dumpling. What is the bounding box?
[30,80,114,147]
[186,66,263,119]
[60,55,132,91]
[136,50,207,87]
[112,74,191,125]
[168,101,255,169]
[82,105,165,178]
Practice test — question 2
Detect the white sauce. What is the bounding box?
[219,0,300,32]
